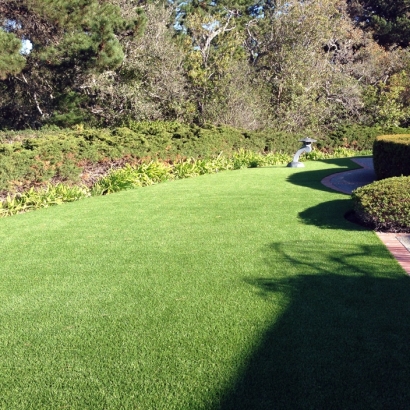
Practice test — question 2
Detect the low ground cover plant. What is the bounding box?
[0,148,372,217]
[91,162,173,195]
[352,176,410,232]
[0,183,89,216]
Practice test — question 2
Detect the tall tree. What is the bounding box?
[0,0,145,129]
[0,29,26,79]
[347,0,410,48]
[242,0,366,132]
[81,2,192,124]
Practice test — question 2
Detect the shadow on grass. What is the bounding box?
[218,241,410,410]
[289,158,369,231]
[286,158,361,193]
[298,199,369,231]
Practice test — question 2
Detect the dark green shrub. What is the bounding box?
[373,134,410,180]
[253,130,304,153]
[327,125,381,150]
[352,176,410,232]
[327,125,410,151]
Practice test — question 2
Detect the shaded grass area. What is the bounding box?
[0,159,408,409]
[220,244,410,410]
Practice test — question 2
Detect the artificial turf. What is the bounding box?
[1,158,409,409]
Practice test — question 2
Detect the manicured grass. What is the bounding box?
[1,158,409,409]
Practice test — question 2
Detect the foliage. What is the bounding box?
[90,151,288,196]
[0,144,377,216]
[230,149,290,168]
[1,0,145,71]
[352,176,410,232]
[362,71,410,128]
[373,134,410,179]
[180,8,255,126]
[245,0,366,132]
[0,122,394,196]
[0,29,26,80]
[305,147,372,161]
[0,183,89,216]
[0,0,146,129]
[81,3,192,125]
[1,1,410,131]
[326,124,410,151]
[91,161,173,195]
[347,0,410,48]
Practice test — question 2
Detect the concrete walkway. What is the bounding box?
[320,157,410,275]
[321,157,376,194]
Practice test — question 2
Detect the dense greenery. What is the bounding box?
[0,142,372,216]
[0,121,384,197]
[373,134,410,179]
[0,183,90,216]
[1,0,410,132]
[352,176,410,232]
[347,0,410,48]
[0,0,146,128]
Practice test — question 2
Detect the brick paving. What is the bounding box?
[376,233,410,275]
[321,158,410,275]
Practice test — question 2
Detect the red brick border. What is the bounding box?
[376,233,410,275]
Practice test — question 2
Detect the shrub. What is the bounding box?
[327,125,410,151]
[0,123,307,192]
[0,183,89,216]
[326,125,382,151]
[373,134,410,179]
[91,161,172,195]
[232,149,264,169]
[305,147,372,161]
[0,149,386,218]
[0,121,400,201]
[263,151,293,165]
[352,176,410,232]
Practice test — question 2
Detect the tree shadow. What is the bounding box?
[286,158,362,193]
[297,199,370,231]
[218,241,410,410]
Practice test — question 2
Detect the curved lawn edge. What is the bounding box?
[0,149,370,217]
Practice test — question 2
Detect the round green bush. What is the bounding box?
[352,176,410,232]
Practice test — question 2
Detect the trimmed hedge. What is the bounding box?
[0,121,404,195]
[373,134,410,180]
[326,125,410,151]
[352,176,410,232]
[0,122,306,193]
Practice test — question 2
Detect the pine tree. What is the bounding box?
[347,0,410,47]
[0,0,146,128]
[0,30,26,79]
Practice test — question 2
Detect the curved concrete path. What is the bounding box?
[321,157,376,194]
[321,157,410,275]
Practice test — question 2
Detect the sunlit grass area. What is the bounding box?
[1,158,409,409]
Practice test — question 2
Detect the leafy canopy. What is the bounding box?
[347,0,410,47]
[0,29,26,79]
[0,0,145,73]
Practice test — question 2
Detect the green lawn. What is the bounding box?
[1,158,409,409]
